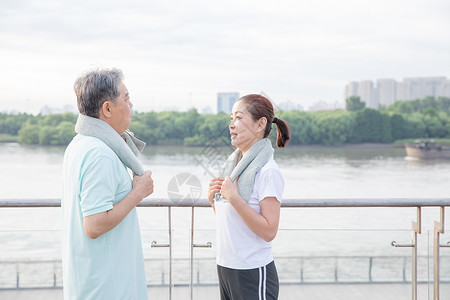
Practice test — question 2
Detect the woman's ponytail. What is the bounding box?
[273,117,290,148]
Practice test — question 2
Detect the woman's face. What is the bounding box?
[229,101,264,153]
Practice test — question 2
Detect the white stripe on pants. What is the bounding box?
[258,265,267,300]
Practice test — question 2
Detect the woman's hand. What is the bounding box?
[208,177,224,207]
[220,176,240,204]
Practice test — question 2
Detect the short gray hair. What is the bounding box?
[74,68,124,117]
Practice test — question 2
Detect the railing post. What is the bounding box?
[190,207,194,300]
[16,263,19,289]
[53,261,57,287]
[403,256,407,282]
[434,206,445,300]
[300,258,304,283]
[150,207,172,299]
[412,207,421,300]
[168,207,172,300]
[334,258,338,282]
[190,206,212,299]
[391,206,421,300]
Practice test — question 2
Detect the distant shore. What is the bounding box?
[1,136,450,150]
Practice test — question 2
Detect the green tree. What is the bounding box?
[346,96,366,111]
[404,113,427,138]
[39,126,58,145]
[423,115,446,138]
[18,123,40,144]
[390,114,409,141]
[278,111,319,145]
[55,121,76,144]
[350,108,392,143]
[41,113,77,127]
[130,112,164,145]
[0,114,34,135]
[437,97,450,112]
[313,111,354,145]
[196,113,229,145]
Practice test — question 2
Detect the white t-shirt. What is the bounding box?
[215,157,284,270]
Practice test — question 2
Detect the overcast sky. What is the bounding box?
[0,0,449,114]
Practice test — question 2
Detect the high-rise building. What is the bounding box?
[437,79,450,97]
[377,79,397,107]
[344,82,358,101]
[358,80,377,109]
[217,92,239,114]
[344,77,450,109]
[397,77,446,100]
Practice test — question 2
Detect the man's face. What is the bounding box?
[109,82,133,134]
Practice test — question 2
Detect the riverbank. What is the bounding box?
[394,138,450,147]
[0,135,18,143]
[0,138,408,149]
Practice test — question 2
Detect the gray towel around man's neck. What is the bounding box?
[74,114,146,175]
[221,138,274,202]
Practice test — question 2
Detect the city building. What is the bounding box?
[376,79,397,107]
[200,106,213,114]
[309,101,344,111]
[344,77,450,109]
[217,92,239,114]
[437,78,450,96]
[358,80,377,108]
[40,104,78,115]
[344,82,358,101]
[277,100,304,111]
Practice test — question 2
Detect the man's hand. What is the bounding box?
[84,170,154,239]
[132,170,154,200]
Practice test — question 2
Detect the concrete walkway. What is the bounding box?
[0,283,448,299]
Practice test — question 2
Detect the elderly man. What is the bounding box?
[62,68,153,300]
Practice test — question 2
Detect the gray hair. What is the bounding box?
[74,68,124,117]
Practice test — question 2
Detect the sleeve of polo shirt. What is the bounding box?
[79,156,116,217]
[257,168,284,204]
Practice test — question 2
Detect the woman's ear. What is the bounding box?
[258,117,267,132]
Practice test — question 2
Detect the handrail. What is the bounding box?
[2,198,450,300]
[2,197,450,207]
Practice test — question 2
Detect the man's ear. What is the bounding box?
[100,101,113,118]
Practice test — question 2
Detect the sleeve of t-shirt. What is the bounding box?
[79,156,116,217]
[257,167,285,204]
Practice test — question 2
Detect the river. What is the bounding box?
[0,142,449,285]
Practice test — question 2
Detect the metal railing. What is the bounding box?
[3,255,448,289]
[1,198,450,300]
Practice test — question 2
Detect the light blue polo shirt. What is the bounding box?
[62,135,147,300]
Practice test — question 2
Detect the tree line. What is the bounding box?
[1,96,450,146]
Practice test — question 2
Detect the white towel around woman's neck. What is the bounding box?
[74,114,146,175]
[221,138,274,202]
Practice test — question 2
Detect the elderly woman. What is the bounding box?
[208,94,290,300]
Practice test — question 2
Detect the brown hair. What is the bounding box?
[238,94,290,148]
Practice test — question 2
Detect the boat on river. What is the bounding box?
[405,140,450,159]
